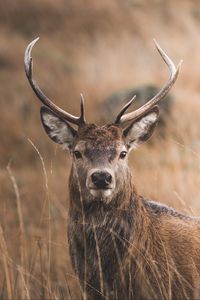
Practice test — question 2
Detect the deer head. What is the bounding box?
[24,38,181,206]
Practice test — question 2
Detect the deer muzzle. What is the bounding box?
[87,168,115,198]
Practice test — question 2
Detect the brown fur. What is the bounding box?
[40,108,200,299]
[66,125,200,300]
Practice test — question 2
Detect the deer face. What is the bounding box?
[40,106,159,203]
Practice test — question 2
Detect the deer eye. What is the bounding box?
[73,150,82,159]
[119,151,127,159]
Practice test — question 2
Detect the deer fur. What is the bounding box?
[40,106,200,300]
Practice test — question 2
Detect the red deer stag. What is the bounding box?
[25,38,200,300]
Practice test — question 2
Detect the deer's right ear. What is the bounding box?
[40,106,77,149]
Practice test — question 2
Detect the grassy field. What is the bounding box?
[1,0,200,298]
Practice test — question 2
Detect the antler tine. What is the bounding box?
[115,40,182,125]
[24,37,86,126]
[115,95,136,124]
[80,93,86,124]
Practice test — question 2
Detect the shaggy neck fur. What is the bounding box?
[67,163,151,299]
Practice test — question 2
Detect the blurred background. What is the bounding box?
[1,0,200,299]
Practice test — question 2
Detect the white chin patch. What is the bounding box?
[90,189,113,198]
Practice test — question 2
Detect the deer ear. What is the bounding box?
[40,106,77,149]
[123,106,159,150]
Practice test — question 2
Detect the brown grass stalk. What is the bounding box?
[0,225,13,300]
[6,162,28,298]
[27,138,52,295]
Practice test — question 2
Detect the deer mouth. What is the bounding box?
[89,187,113,198]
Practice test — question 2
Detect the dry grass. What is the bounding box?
[1,0,200,298]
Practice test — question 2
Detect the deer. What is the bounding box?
[25,38,200,300]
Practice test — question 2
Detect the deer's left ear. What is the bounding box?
[123,106,159,150]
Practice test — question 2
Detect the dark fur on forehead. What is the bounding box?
[77,124,123,143]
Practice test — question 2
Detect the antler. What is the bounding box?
[24,37,86,126]
[115,40,182,126]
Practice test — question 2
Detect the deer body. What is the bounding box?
[24,38,200,299]
[66,125,200,300]
[69,196,200,299]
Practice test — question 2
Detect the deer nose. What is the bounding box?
[91,171,112,189]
